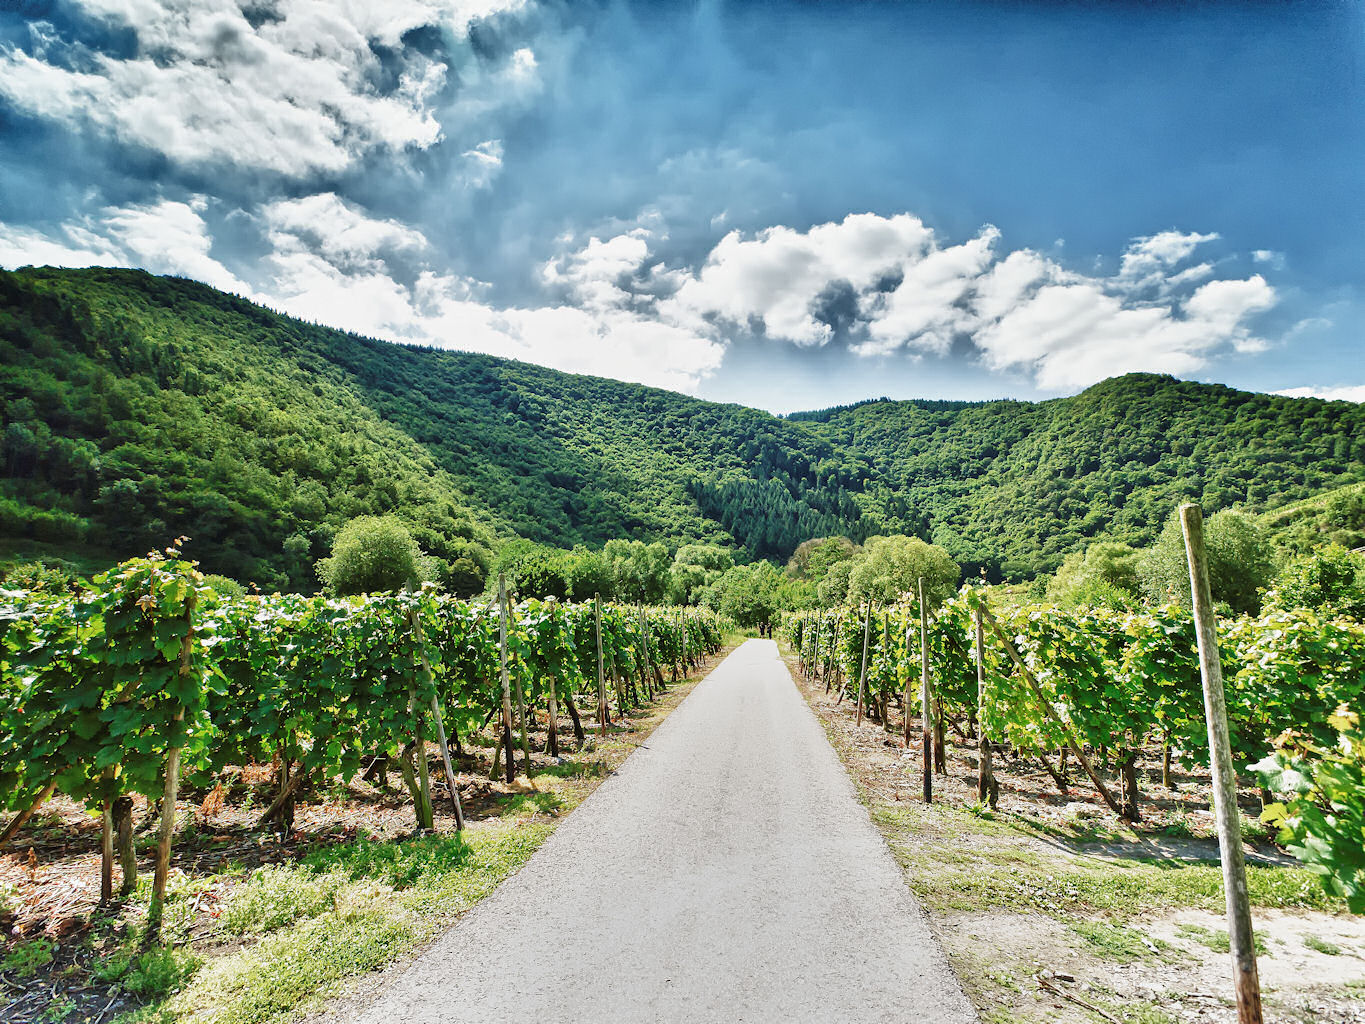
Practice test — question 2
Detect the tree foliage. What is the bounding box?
[316,516,429,596]
[2,268,1363,590]
[1138,508,1278,614]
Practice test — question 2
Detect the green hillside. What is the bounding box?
[1,266,1362,588]
[794,376,1365,577]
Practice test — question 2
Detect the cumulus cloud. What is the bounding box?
[0,196,249,293]
[0,191,1283,395]
[663,213,934,346]
[0,0,528,176]
[1274,385,1365,403]
[646,214,1275,389]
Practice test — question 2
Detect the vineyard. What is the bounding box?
[786,588,1365,911]
[0,550,728,931]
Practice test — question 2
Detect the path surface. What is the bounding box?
[349,639,976,1023]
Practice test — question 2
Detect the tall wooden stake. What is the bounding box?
[505,589,532,777]
[148,708,183,934]
[855,603,871,727]
[100,785,114,903]
[638,607,654,702]
[497,574,517,783]
[150,594,196,935]
[975,606,997,808]
[919,578,933,804]
[902,605,916,746]
[409,692,433,829]
[429,696,464,829]
[1181,503,1264,1024]
[594,595,609,731]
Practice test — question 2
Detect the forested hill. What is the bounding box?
[792,376,1365,577]
[1,266,1362,588]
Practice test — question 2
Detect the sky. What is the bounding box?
[0,0,1362,414]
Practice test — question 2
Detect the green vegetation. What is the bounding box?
[3,267,1363,590]
[142,825,549,1024]
[1263,544,1365,619]
[1254,706,1365,912]
[2,937,54,977]
[1304,935,1342,955]
[316,515,431,595]
[1137,507,1278,614]
[1175,923,1269,956]
[1069,921,1169,963]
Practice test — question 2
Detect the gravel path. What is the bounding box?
[348,639,976,1023]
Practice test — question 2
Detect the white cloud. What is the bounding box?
[663,212,933,346]
[0,196,249,293]
[1118,230,1219,284]
[0,0,527,176]
[858,227,999,356]
[1274,385,1365,403]
[262,194,428,272]
[541,229,652,311]
[1253,249,1286,269]
[0,195,1287,396]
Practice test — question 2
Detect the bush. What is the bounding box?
[1139,508,1278,614]
[1254,706,1365,913]
[1263,545,1365,619]
[315,516,429,595]
[846,535,959,608]
[1046,542,1141,609]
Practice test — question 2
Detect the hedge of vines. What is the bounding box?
[786,590,1365,909]
[0,552,728,839]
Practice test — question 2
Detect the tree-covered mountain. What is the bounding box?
[1,266,1362,588]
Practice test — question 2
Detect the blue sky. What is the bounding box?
[1,0,1361,412]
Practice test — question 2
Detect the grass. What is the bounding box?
[1175,923,1269,956]
[1069,921,1170,963]
[107,809,553,1024]
[102,810,552,1024]
[874,800,1339,920]
[1303,935,1341,956]
[2,937,55,977]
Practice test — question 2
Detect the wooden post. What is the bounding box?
[975,606,997,808]
[1181,503,1263,1024]
[430,697,464,828]
[412,605,465,828]
[409,692,433,829]
[497,574,517,783]
[0,781,57,848]
[855,603,871,727]
[902,605,916,746]
[919,579,933,804]
[506,594,533,778]
[545,637,562,757]
[594,594,609,731]
[148,708,183,934]
[150,594,196,935]
[114,796,136,895]
[638,607,654,703]
[100,786,114,903]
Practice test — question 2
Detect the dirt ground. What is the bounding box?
[0,653,724,1024]
[783,649,1365,1024]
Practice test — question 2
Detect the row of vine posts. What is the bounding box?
[0,560,727,937]
[790,506,1269,1023]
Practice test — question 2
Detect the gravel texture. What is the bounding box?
[347,639,977,1023]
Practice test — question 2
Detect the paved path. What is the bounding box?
[349,639,976,1023]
